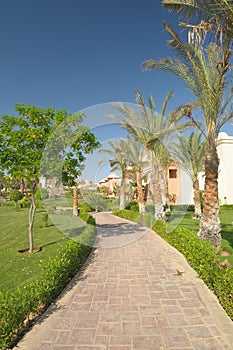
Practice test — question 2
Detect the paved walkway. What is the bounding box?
[14,212,233,350]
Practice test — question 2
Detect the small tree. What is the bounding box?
[0,105,100,252]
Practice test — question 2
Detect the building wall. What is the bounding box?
[217,132,233,205]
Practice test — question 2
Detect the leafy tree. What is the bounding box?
[143,20,233,247]
[0,105,100,252]
[171,132,206,217]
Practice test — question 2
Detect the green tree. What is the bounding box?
[171,132,206,218]
[110,90,191,219]
[143,21,233,247]
[0,105,100,252]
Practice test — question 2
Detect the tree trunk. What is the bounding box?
[150,156,164,220]
[193,179,202,218]
[136,170,145,213]
[73,185,78,216]
[119,176,125,210]
[198,140,221,248]
[29,194,36,253]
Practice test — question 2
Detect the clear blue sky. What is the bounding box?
[0,0,191,115]
[1,0,232,182]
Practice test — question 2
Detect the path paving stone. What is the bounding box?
[14,212,233,349]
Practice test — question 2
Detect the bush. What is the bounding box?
[152,221,233,320]
[0,211,96,349]
[112,209,140,222]
[220,204,233,210]
[125,200,139,212]
[79,210,96,226]
[8,190,23,206]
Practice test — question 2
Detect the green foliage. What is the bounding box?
[136,212,156,228]
[125,200,139,212]
[221,204,233,210]
[0,201,15,207]
[79,210,96,226]
[18,196,30,208]
[0,104,100,251]
[0,210,96,349]
[85,194,107,212]
[8,190,23,205]
[113,209,140,221]
[78,200,94,212]
[152,221,233,320]
[35,188,49,200]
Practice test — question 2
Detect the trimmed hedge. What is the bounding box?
[112,209,140,222]
[0,215,96,349]
[153,220,233,320]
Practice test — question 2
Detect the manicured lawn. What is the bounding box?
[167,208,233,266]
[0,206,68,291]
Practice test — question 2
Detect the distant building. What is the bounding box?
[97,172,121,196]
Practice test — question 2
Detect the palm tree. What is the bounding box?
[171,132,206,218]
[143,22,233,247]
[119,138,148,213]
[162,0,233,45]
[110,90,192,219]
[98,140,128,210]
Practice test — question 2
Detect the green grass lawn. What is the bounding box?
[0,206,70,292]
[167,208,233,266]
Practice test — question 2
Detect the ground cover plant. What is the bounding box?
[0,204,96,349]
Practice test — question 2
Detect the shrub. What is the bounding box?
[113,209,139,221]
[8,190,23,206]
[220,204,233,210]
[125,200,139,212]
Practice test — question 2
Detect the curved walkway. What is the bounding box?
[14,212,233,350]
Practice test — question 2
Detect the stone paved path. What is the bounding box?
[14,212,233,350]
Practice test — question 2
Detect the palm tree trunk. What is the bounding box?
[73,185,79,216]
[193,179,202,217]
[119,176,126,210]
[150,158,164,220]
[29,193,36,253]
[198,140,221,248]
[136,170,145,213]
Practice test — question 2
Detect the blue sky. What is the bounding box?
[0,0,189,114]
[1,0,233,182]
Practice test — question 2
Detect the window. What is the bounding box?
[169,169,177,179]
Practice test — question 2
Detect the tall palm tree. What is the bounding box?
[119,138,148,213]
[162,0,233,45]
[98,140,128,210]
[109,90,192,219]
[171,132,206,218]
[143,22,233,247]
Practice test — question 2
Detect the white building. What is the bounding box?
[179,132,233,205]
